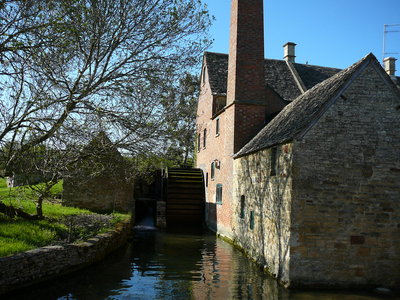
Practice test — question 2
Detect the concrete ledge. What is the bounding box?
[0,220,132,295]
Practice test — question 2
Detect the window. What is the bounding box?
[250,211,254,230]
[270,147,277,176]
[203,128,207,148]
[240,195,245,219]
[216,118,220,136]
[214,96,226,114]
[211,162,215,180]
[205,172,208,187]
[197,133,201,152]
[216,184,223,204]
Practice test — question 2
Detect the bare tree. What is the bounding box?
[162,73,199,165]
[0,0,212,218]
[0,0,211,162]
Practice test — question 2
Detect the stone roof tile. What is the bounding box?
[294,63,341,90]
[204,52,228,95]
[264,59,302,101]
[234,53,376,158]
[393,76,400,89]
[204,52,341,102]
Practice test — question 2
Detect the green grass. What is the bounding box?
[0,178,92,217]
[0,214,67,256]
[0,178,130,257]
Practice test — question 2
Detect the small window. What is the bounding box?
[216,184,223,204]
[197,133,201,152]
[250,211,254,230]
[203,128,207,148]
[216,118,220,136]
[270,147,277,176]
[205,172,208,187]
[211,162,215,180]
[240,195,245,219]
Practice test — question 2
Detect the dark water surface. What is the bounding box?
[7,224,399,300]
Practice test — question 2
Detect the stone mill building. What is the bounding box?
[196,0,400,289]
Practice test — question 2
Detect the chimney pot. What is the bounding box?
[283,42,296,63]
[383,57,397,76]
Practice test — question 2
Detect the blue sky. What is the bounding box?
[202,0,400,74]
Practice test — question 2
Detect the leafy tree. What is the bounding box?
[163,73,199,165]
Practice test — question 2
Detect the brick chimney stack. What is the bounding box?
[226,0,266,154]
[225,0,266,155]
[227,0,265,105]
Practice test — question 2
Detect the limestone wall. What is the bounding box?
[63,177,133,213]
[0,221,131,295]
[63,133,134,213]
[233,144,293,285]
[289,63,400,288]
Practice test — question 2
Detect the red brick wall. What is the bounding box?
[196,91,235,235]
[197,0,267,237]
[234,103,265,153]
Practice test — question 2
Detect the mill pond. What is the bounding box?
[7,222,399,300]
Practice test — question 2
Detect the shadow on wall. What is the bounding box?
[233,145,293,284]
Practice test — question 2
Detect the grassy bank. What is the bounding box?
[0,178,129,257]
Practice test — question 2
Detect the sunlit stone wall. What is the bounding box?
[289,63,400,288]
[233,143,294,286]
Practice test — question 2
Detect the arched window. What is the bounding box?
[201,65,206,85]
[203,128,207,148]
[240,195,245,219]
[216,184,223,204]
[211,161,215,180]
[250,211,254,230]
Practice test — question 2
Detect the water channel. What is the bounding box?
[8,220,399,300]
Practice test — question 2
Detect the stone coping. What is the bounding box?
[0,220,132,295]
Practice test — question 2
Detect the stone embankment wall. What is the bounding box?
[0,220,131,295]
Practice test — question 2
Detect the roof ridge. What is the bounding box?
[204,51,342,70]
[286,61,307,93]
[204,51,228,56]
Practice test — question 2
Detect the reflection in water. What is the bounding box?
[122,228,287,300]
[7,227,399,300]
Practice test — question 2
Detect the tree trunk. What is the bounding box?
[36,196,44,218]
[183,148,189,165]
